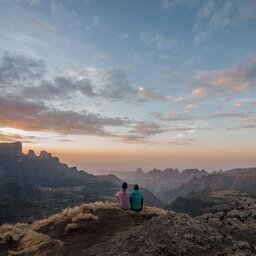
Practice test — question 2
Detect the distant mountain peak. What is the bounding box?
[0,141,22,157]
[135,168,144,174]
[28,149,36,158]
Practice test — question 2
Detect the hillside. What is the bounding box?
[0,142,162,224]
[166,190,256,248]
[161,168,256,203]
[0,202,255,256]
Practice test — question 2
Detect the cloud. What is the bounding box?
[94,67,167,102]
[161,0,199,9]
[0,52,167,103]
[0,132,38,143]
[241,117,256,129]
[20,77,96,100]
[0,95,127,137]
[118,33,131,40]
[185,103,199,110]
[167,135,195,145]
[190,57,256,95]
[194,0,256,44]
[98,67,135,101]
[159,110,252,122]
[140,32,176,50]
[0,52,45,88]
[208,0,233,30]
[189,86,209,98]
[198,0,215,18]
[193,30,211,45]
[130,121,167,136]
[25,16,60,38]
[84,16,107,33]
[237,0,256,21]
[0,94,170,143]
[113,121,170,143]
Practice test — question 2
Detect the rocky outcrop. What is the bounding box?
[27,149,36,158]
[0,142,22,157]
[166,190,256,248]
[0,202,255,256]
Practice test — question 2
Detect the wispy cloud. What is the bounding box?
[0,132,37,143]
[194,0,256,44]
[190,56,256,95]
[158,110,252,122]
[118,32,131,40]
[84,16,107,33]
[0,52,45,87]
[140,32,176,50]
[160,0,199,9]
[185,103,199,110]
[189,86,209,98]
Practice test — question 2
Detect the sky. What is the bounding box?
[0,0,256,172]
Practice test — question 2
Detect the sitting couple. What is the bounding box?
[115,182,143,212]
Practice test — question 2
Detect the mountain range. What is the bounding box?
[0,142,162,224]
[99,167,209,198]
[161,167,256,203]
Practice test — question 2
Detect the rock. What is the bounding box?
[227,210,249,219]
[39,151,52,159]
[28,149,36,158]
[65,223,78,232]
[0,142,22,157]
[238,241,251,250]
[208,218,221,226]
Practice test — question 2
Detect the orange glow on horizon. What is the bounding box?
[22,143,256,173]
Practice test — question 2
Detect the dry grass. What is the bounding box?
[141,206,168,216]
[8,230,51,255]
[32,201,112,230]
[72,212,98,222]
[65,223,78,233]
[0,224,27,244]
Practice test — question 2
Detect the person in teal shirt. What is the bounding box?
[130,184,143,212]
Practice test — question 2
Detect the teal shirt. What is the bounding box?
[130,190,143,210]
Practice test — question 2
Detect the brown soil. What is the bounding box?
[37,208,159,256]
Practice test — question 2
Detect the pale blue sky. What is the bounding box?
[0,0,256,171]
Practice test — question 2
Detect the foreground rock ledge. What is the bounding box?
[0,202,255,256]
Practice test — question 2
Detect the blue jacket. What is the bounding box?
[130,190,143,210]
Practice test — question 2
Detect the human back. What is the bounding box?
[115,182,131,210]
[130,184,143,211]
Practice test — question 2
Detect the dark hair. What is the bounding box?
[122,182,128,190]
[134,184,139,190]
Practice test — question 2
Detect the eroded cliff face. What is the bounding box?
[0,142,22,157]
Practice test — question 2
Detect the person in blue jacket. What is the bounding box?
[130,184,143,212]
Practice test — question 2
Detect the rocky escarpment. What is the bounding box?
[0,202,255,256]
[0,142,22,157]
[166,190,256,248]
[162,168,256,203]
[0,142,163,224]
